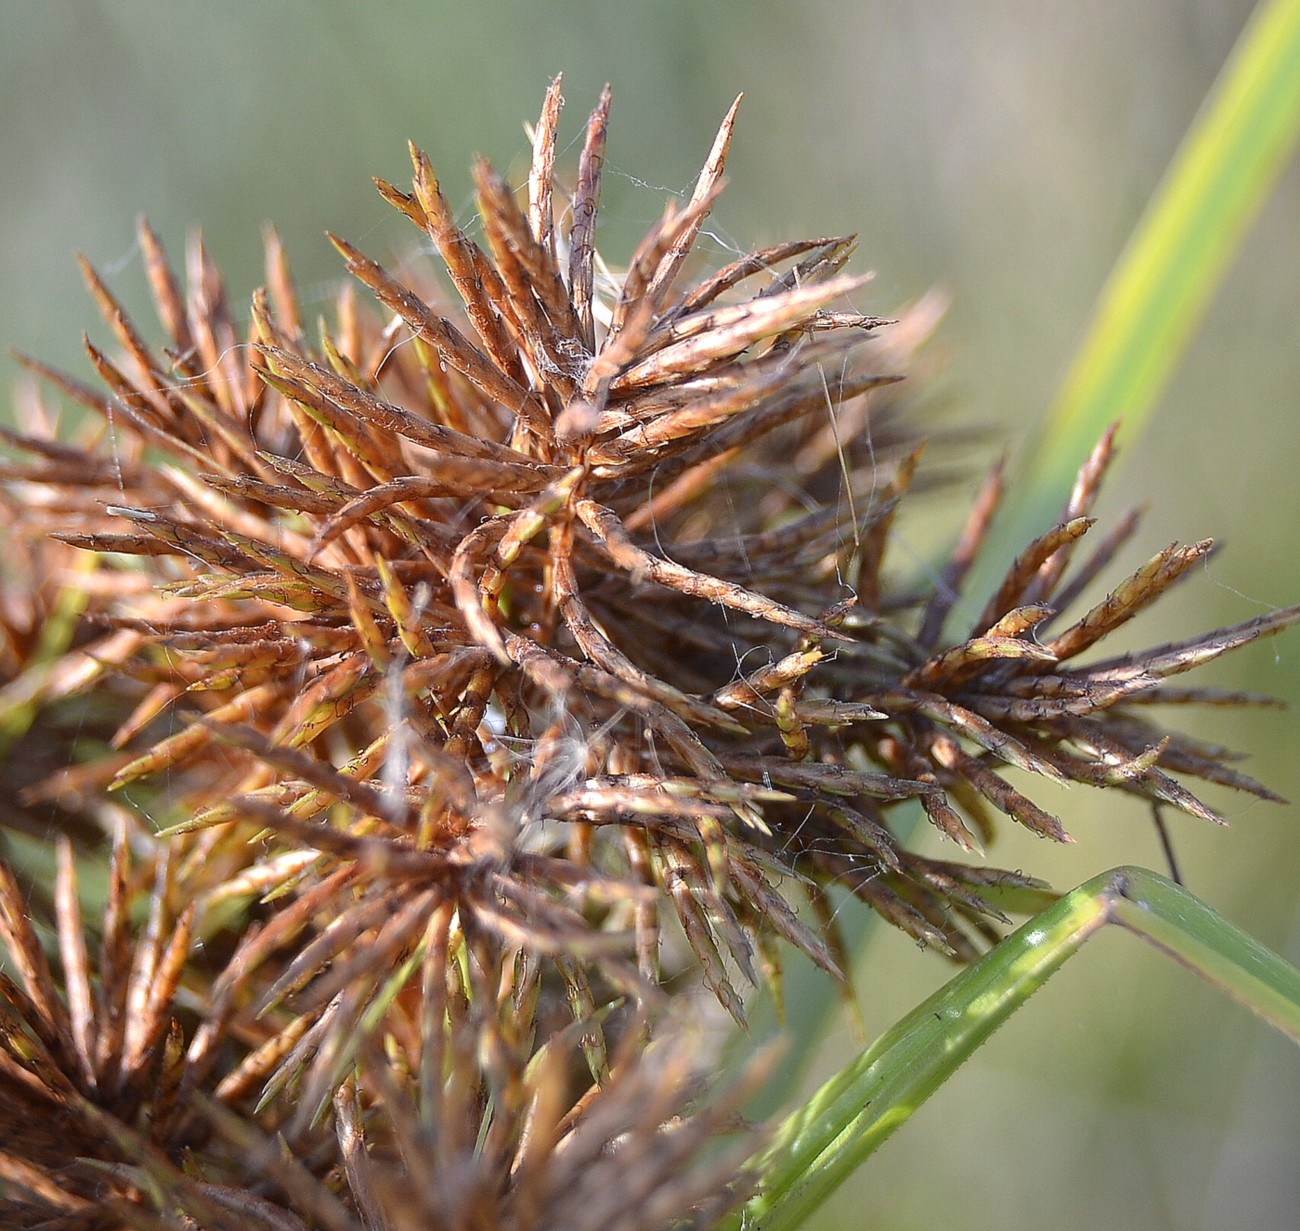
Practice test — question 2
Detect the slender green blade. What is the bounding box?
[1015,0,1300,527]
[1109,868,1300,1043]
[737,877,1112,1231]
[736,866,1300,1231]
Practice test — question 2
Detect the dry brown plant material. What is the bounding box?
[0,78,1296,1229]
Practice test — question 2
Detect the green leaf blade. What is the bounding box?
[738,867,1300,1231]
[1023,0,1300,514]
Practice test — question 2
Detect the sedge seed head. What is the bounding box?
[1,77,1296,1231]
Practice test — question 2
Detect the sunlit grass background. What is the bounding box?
[4,3,1298,1227]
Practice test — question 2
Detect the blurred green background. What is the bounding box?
[3,3,1298,1227]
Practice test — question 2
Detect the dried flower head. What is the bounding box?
[0,841,761,1231]
[1,77,1296,1229]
